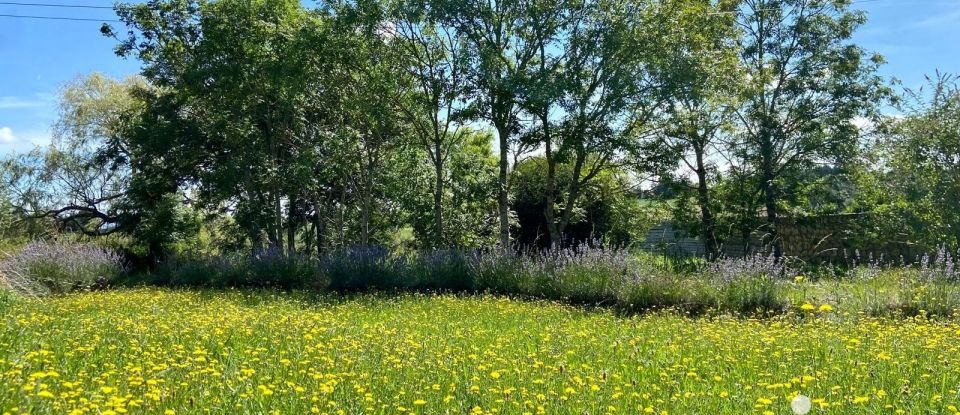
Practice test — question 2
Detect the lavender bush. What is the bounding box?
[537,246,634,304]
[323,246,407,291]
[409,249,473,290]
[916,245,960,282]
[116,241,960,317]
[161,248,325,289]
[0,264,47,297]
[467,249,542,295]
[703,253,795,313]
[0,241,126,294]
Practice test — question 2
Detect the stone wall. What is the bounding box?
[642,213,926,263]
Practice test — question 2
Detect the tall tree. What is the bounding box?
[332,5,410,245]
[654,0,740,259]
[527,0,686,248]
[854,73,960,249]
[1,74,143,237]
[733,0,886,256]
[392,0,470,247]
[441,0,555,248]
[106,0,333,255]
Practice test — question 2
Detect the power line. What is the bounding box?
[0,13,117,21]
[709,0,886,15]
[0,1,113,9]
[0,0,890,22]
[0,1,118,22]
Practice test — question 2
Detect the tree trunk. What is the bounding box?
[304,220,314,256]
[286,195,296,256]
[557,149,587,242]
[694,145,719,260]
[250,223,263,258]
[543,124,560,248]
[361,181,372,245]
[273,192,284,254]
[495,120,511,250]
[760,127,782,257]
[313,195,324,257]
[433,146,445,247]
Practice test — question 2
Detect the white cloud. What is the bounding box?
[0,127,15,143]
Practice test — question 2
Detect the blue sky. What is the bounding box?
[1,0,959,154]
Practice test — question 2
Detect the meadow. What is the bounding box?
[2,289,960,415]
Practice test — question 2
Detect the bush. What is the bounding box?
[161,254,251,287]
[0,241,126,294]
[410,250,474,291]
[160,249,326,289]
[543,247,632,304]
[324,246,407,291]
[616,271,704,314]
[704,253,793,314]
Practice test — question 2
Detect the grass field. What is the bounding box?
[2,290,960,414]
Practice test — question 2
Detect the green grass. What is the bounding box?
[1,289,960,414]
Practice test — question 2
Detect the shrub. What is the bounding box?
[824,248,960,318]
[160,254,250,287]
[160,249,327,289]
[469,250,542,295]
[323,246,407,291]
[0,265,47,297]
[251,250,327,289]
[704,253,793,314]
[0,241,126,294]
[616,271,704,314]
[544,247,632,304]
[409,250,474,291]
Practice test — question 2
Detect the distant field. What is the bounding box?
[1,290,959,414]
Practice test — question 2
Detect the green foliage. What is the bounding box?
[0,288,19,312]
[715,276,785,315]
[511,157,663,247]
[0,0,946,276]
[728,0,889,253]
[851,74,960,250]
[400,130,500,249]
[157,252,326,289]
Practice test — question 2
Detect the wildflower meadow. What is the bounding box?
[1,290,959,415]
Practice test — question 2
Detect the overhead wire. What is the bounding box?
[0,13,117,21]
[0,1,117,22]
[0,2,112,9]
[0,0,889,22]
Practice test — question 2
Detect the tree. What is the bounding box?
[854,73,960,249]
[1,74,142,237]
[441,0,560,248]
[392,0,470,247]
[733,0,887,256]
[404,129,500,247]
[527,0,725,248]
[106,0,334,255]
[512,156,664,248]
[653,0,740,259]
[0,74,202,259]
[330,2,412,245]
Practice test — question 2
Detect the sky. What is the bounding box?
[1,0,959,155]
